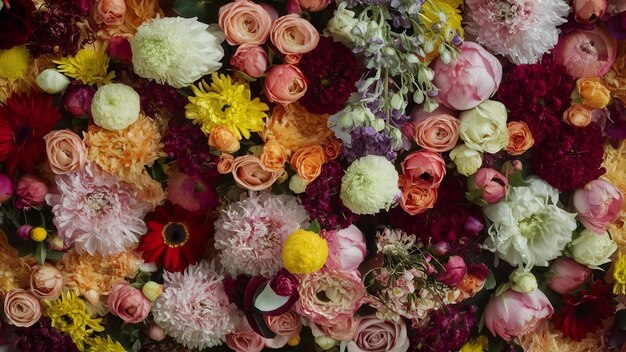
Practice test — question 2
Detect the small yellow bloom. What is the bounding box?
[87,336,125,352]
[614,251,626,295]
[577,78,611,109]
[282,229,328,274]
[0,46,30,80]
[30,227,48,242]
[45,291,104,351]
[54,48,115,86]
[460,336,488,352]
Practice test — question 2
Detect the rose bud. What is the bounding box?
[14,175,48,210]
[563,104,592,127]
[149,323,166,341]
[107,36,132,64]
[142,281,163,301]
[62,83,96,117]
[546,257,592,294]
[573,179,623,233]
[471,168,508,204]
[0,172,14,203]
[322,225,366,273]
[107,280,151,324]
[16,225,33,240]
[464,214,484,235]
[230,44,268,79]
[436,255,467,287]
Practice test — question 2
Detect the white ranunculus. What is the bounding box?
[459,99,509,153]
[483,177,577,268]
[568,229,617,269]
[91,83,140,131]
[449,144,483,176]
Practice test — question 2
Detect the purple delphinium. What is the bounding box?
[343,126,397,163]
[14,318,79,352]
[411,304,478,352]
[163,120,219,180]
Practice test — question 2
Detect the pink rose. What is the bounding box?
[231,155,282,191]
[413,114,460,152]
[15,175,48,210]
[270,14,320,55]
[226,321,266,352]
[219,0,273,45]
[473,168,509,204]
[107,281,151,324]
[3,289,42,327]
[435,255,467,287]
[432,41,502,111]
[573,179,623,233]
[230,44,268,78]
[347,316,410,352]
[265,64,307,105]
[322,225,366,273]
[287,0,331,14]
[264,310,302,348]
[107,36,132,64]
[573,0,606,23]
[400,150,446,189]
[310,317,359,341]
[94,0,126,26]
[0,172,14,203]
[44,129,88,175]
[484,289,553,341]
[62,83,95,117]
[30,264,63,300]
[546,257,592,294]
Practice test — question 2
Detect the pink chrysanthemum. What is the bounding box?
[152,261,238,350]
[465,0,570,64]
[46,163,151,256]
[214,192,309,278]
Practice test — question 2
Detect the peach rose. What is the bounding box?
[230,44,268,79]
[265,64,307,105]
[287,0,332,13]
[261,139,287,172]
[398,176,438,215]
[43,130,88,174]
[270,14,320,55]
[310,317,359,341]
[348,317,410,352]
[30,264,63,300]
[413,114,460,152]
[563,104,593,127]
[400,150,446,189]
[290,145,327,182]
[218,0,273,45]
[209,126,241,153]
[226,322,266,352]
[232,155,282,190]
[3,288,42,327]
[265,310,302,345]
[577,77,611,109]
[95,0,126,26]
[505,121,534,156]
[107,280,151,324]
[323,139,342,160]
[218,153,235,174]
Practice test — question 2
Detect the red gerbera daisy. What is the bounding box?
[552,280,616,341]
[136,202,214,272]
[0,90,61,175]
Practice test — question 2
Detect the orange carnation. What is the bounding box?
[263,103,333,154]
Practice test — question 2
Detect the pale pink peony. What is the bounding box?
[322,225,366,273]
[553,27,617,78]
[483,288,553,341]
[573,179,623,233]
[473,168,509,204]
[432,41,502,110]
[347,316,410,352]
[400,150,446,189]
[107,280,151,324]
[546,257,592,294]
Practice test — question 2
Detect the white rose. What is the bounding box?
[36,69,70,94]
[449,144,483,176]
[324,2,358,46]
[459,100,509,153]
[569,229,617,269]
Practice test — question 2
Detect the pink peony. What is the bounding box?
[435,255,467,287]
[546,257,592,294]
[107,280,151,324]
[473,168,509,204]
[432,41,502,111]
[553,27,617,78]
[347,316,410,352]
[483,288,553,341]
[167,167,219,212]
[15,175,48,210]
[573,179,623,233]
[322,225,366,273]
[400,150,446,189]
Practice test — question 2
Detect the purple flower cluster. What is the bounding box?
[411,304,478,352]
[163,120,219,180]
[344,126,397,163]
[14,318,79,352]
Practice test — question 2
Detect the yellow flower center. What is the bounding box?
[162,222,190,248]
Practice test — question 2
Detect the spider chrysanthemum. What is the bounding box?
[44,291,104,351]
[54,48,115,86]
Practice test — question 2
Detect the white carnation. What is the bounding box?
[91,83,140,130]
[340,155,400,215]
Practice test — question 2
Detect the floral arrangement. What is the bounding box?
[0,0,625,351]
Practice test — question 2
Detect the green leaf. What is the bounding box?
[46,250,65,261]
[131,339,141,352]
[173,0,213,23]
[307,219,321,234]
[484,270,496,290]
[507,171,528,188]
[35,242,46,265]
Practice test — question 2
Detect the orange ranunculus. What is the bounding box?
[290,145,327,182]
[208,125,241,153]
[398,176,438,215]
[217,153,235,174]
[563,104,592,127]
[261,139,287,172]
[505,121,534,156]
[577,77,611,109]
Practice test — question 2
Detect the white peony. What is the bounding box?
[568,229,617,269]
[483,177,577,268]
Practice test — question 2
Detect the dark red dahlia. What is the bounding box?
[496,59,575,144]
[0,0,35,49]
[26,1,88,57]
[136,202,214,272]
[298,36,361,115]
[14,318,79,352]
[532,122,605,192]
[552,280,616,341]
[0,91,62,175]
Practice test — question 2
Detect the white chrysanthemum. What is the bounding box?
[131,17,224,88]
[91,83,140,130]
[465,0,570,64]
[483,177,577,268]
[214,192,309,278]
[153,261,237,350]
[340,155,400,215]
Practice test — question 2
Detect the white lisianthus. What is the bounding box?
[568,229,617,269]
[483,177,577,268]
[91,83,140,130]
[449,144,483,176]
[340,155,400,215]
[459,100,509,153]
[131,17,224,88]
[324,2,358,46]
[36,68,70,94]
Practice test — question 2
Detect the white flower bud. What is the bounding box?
[509,268,537,293]
[36,69,70,94]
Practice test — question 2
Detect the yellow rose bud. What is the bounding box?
[208,125,241,153]
[30,227,47,242]
[142,281,163,301]
[577,78,611,109]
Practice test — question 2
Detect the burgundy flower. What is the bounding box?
[0,0,35,49]
[411,304,477,352]
[270,268,299,296]
[14,318,79,352]
[139,81,187,118]
[26,1,88,57]
[163,119,220,181]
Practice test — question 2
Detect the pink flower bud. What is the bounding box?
[464,214,484,235]
[0,172,14,203]
[230,44,268,79]
[473,168,508,204]
[63,83,96,117]
[322,225,366,273]
[546,257,592,294]
[149,323,166,341]
[107,36,132,64]
[15,175,47,210]
[436,255,467,287]
[484,289,553,341]
[107,280,151,324]
[512,160,523,171]
[270,269,299,296]
[16,225,33,241]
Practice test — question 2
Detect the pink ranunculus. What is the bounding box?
[270,14,320,55]
[226,320,266,352]
[15,175,48,210]
[546,257,592,294]
[435,255,467,287]
[107,281,151,324]
[573,0,607,23]
[553,27,617,78]
[218,0,273,45]
[265,64,307,105]
[322,225,366,273]
[0,172,14,203]
[573,179,623,233]
[287,0,331,14]
[3,289,42,327]
[347,316,410,352]
[231,155,282,191]
[400,150,446,189]
[149,323,166,341]
[432,41,503,111]
[483,288,553,341]
[44,129,88,175]
[473,168,509,204]
[310,316,359,341]
[264,309,302,343]
[107,36,132,64]
[413,114,460,153]
[230,44,268,78]
[94,0,126,26]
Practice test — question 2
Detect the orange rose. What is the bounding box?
[232,155,282,190]
[270,14,320,55]
[505,121,534,156]
[577,77,611,109]
[398,176,437,215]
[218,0,273,45]
[218,153,235,174]
[209,126,241,153]
[290,145,327,182]
[413,114,460,152]
[563,104,592,127]
[261,140,287,171]
[323,138,342,160]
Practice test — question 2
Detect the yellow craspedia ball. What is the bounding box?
[30,227,48,242]
[282,229,328,274]
[0,46,30,80]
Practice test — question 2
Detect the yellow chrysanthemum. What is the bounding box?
[613,251,626,295]
[185,73,269,140]
[0,46,30,80]
[87,336,126,352]
[54,48,115,86]
[460,336,488,352]
[45,291,105,351]
[282,229,328,274]
[419,0,464,61]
